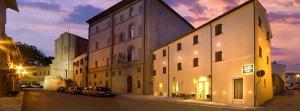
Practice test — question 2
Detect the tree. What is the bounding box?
[16,42,53,66]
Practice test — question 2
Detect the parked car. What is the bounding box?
[90,87,115,97]
[82,87,92,96]
[74,87,83,94]
[30,83,43,88]
[20,83,28,88]
[66,87,76,93]
[57,87,66,93]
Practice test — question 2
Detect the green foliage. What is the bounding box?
[16,42,53,66]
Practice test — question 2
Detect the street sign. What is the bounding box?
[243,64,254,74]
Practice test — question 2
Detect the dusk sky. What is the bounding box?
[6,0,300,72]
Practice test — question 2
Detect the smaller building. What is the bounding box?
[286,73,300,89]
[21,66,50,85]
[272,61,287,95]
[72,53,88,87]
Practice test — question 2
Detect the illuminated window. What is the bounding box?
[163,49,166,57]
[215,24,222,36]
[259,46,262,58]
[193,35,198,45]
[193,58,199,67]
[177,43,182,51]
[177,63,182,71]
[234,78,243,99]
[215,51,223,62]
[163,67,167,74]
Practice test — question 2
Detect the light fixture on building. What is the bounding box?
[199,77,207,82]
[163,61,167,65]
[177,57,181,60]
[217,43,221,47]
[248,90,252,94]
[193,51,198,55]
[222,91,227,95]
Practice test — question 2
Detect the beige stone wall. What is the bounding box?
[153,1,273,106]
[254,1,273,106]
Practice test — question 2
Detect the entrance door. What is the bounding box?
[127,76,132,93]
[197,81,209,100]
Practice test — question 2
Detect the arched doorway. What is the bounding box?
[127,76,132,93]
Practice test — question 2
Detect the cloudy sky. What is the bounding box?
[6,0,300,72]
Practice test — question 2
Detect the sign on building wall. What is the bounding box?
[242,64,254,74]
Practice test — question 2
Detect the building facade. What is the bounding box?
[272,61,286,94]
[50,32,88,80]
[87,0,194,95]
[0,0,20,97]
[72,53,88,87]
[21,66,50,84]
[153,0,273,106]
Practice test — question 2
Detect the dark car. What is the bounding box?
[74,87,83,94]
[90,87,115,97]
[57,87,66,93]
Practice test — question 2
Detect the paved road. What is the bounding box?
[22,89,300,111]
[21,90,245,111]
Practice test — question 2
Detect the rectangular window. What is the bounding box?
[266,31,270,41]
[177,63,182,71]
[234,78,243,99]
[95,61,98,68]
[193,35,198,45]
[215,24,222,36]
[80,68,82,73]
[120,14,124,22]
[258,17,262,28]
[177,43,182,51]
[163,49,166,57]
[106,58,109,66]
[96,26,99,33]
[193,58,199,67]
[153,54,156,60]
[106,72,108,77]
[94,74,97,79]
[259,46,262,58]
[137,80,141,88]
[80,59,83,65]
[119,32,124,42]
[153,70,156,76]
[267,56,269,64]
[139,5,143,13]
[215,51,223,62]
[163,67,167,74]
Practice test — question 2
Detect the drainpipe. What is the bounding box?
[167,46,170,97]
[209,24,213,102]
[110,15,115,90]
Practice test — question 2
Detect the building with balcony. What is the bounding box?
[153,0,273,106]
[72,53,88,87]
[87,0,194,95]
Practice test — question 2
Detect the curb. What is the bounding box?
[16,92,24,111]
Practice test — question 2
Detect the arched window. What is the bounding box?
[127,46,134,61]
[129,8,134,17]
[128,23,135,39]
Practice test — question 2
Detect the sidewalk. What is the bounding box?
[0,92,24,111]
[117,95,258,110]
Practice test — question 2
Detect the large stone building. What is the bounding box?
[72,53,88,87]
[87,0,194,95]
[0,0,21,97]
[50,32,88,80]
[272,61,286,95]
[153,0,273,106]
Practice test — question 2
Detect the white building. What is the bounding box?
[87,0,194,95]
[153,0,273,106]
[50,32,88,80]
